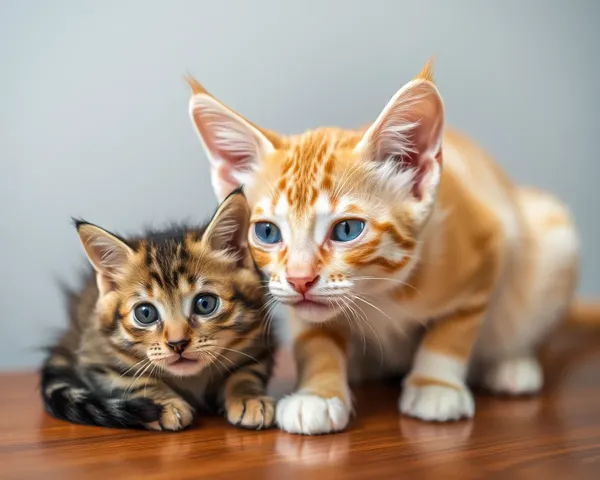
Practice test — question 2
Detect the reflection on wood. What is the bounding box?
[0,327,599,479]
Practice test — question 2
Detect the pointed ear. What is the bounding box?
[187,77,282,202]
[74,220,134,295]
[354,60,444,201]
[202,188,252,267]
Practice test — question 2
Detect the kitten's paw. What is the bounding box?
[276,393,350,435]
[400,384,474,422]
[147,398,194,431]
[483,356,543,395]
[226,396,276,430]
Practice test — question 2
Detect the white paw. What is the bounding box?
[483,357,543,395]
[400,384,474,422]
[276,393,350,435]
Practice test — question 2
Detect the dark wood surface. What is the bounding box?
[1,327,600,479]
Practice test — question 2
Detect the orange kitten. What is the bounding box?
[187,61,596,434]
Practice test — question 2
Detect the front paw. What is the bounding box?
[226,396,275,430]
[482,356,543,395]
[147,398,194,431]
[276,393,350,435]
[400,383,474,422]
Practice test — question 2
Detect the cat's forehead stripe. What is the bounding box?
[273,131,342,215]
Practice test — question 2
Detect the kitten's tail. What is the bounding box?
[565,299,600,328]
[41,349,161,429]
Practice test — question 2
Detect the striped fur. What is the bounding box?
[42,191,277,431]
[189,60,596,434]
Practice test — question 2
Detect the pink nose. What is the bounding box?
[286,275,320,295]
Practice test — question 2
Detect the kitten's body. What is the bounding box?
[188,62,593,435]
[42,192,276,431]
[334,127,577,384]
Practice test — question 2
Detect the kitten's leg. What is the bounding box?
[478,187,578,395]
[481,356,543,395]
[276,327,351,435]
[400,306,486,422]
[222,357,276,430]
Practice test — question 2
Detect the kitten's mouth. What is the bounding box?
[163,356,203,376]
[172,357,198,366]
[295,299,329,308]
[289,297,336,318]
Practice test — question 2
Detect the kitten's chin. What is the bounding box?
[289,300,339,323]
[162,358,205,377]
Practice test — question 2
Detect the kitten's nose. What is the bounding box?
[286,275,320,295]
[166,339,190,354]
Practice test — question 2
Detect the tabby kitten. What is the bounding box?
[42,190,276,431]
[186,61,593,435]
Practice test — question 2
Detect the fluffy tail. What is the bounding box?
[41,349,161,429]
[564,299,600,328]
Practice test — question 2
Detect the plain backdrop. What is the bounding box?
[1,0,599,369]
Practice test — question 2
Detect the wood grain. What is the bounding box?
[1,327,599,479]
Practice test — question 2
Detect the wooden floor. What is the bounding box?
[1,327,600,479]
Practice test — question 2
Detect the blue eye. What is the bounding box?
[254,222,282,244]
[133,303,160,325]
[331,219,365,242]
[193,294,219,316]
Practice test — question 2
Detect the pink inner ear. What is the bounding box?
[369,81,444,200]
[217,163,242,188]
[96,272,114,297]
[372,122,433,201]
[409,160,429,201]
[196,121,250,170]
[410,149,443,201]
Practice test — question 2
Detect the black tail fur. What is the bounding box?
[41,358,162,429]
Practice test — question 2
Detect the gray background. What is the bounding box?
[1,0,599,369]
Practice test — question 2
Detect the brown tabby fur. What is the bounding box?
[41,191,276,431]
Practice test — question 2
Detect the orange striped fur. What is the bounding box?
[189,60,592,434]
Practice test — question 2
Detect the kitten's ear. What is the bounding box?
[74,220,134,295]
[354,59,444,201]
[202,188,252,267]
[187,77,282,202]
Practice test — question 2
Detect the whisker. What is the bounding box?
[214,350,237,367]
[350,293,392,320]
[124,360,153,398]
[200,351,216,377]
[119,358,147,379]
[335,296,367,354]
[352,276,421,293]
[262,297,281,340]
[143,363,159,398]
[343,294,385,365]
[216,346,259,362]
[205,350,231,375]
